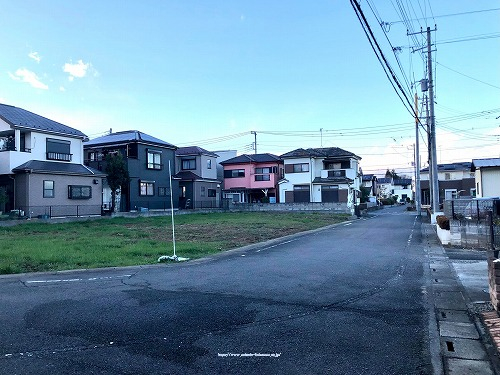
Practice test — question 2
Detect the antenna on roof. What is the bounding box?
[109,128,112,134]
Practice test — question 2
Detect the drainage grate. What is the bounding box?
[446,341,455,352]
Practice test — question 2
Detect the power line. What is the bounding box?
[386,7,500,25]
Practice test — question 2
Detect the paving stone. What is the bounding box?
[441,337,488,360]
[445,358,494,375]
[439,321,479,339]
[435,291,467,310]
[437,309,472,323]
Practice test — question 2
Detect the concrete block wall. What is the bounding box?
[488,257,500,311]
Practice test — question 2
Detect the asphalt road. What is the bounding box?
[0,206,433,374]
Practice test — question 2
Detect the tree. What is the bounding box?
[105,152,130,212]
[385,169,400,180]
[359,186,371,203]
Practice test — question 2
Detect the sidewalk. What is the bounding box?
[422,221,499,375]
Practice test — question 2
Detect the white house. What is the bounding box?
[472,158,500,198]
[278,147,362,212]
[392,178,413,202]
[0,103,105,217]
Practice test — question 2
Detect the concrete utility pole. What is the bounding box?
[427,26,440,215]
[251,131,257,154]
[414,93,421,216]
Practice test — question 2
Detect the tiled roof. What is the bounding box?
[280,147,361,160]
[173,171,219,182]
[420,162,472,173]
[221,153,281,165]
[12,160,105,176]
[0,103,86,138]
[84,130,176,148]
[312,177,353,184]
[377,178,392,184]
[393,178,412,186]
[471,158,500,171]
[176,146,218,157]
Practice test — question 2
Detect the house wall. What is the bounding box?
[279,157,312,203]
[15,172,102,217]
[0,128,84,174]
[477,168,500,197]
[200,154,218,180]
[223,162,281,191]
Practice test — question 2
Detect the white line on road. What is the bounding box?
[344,223,352,226]
[24,275,132,285]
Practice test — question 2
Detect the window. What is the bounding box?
[139,181,154,196]
[201,186,206,197]
[208,189,216,197]
[207,159,212,169]
[147,150,162,170]
[224,169,245,178]
[255,167,272,174]
[43,180,54,198]
[444,172,451,180]
[46,138,71,161]
[158,187,170,196]
[182,159,196,170]
[471,188,476,197]
[285,163,309,173]
[68,185,92,199]
[255,174,270,181]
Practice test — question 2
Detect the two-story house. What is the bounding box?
[84,130,178,212]
[174,146,221,209]
[392,178,413,202]
[376,177,393,199]
[220,153,283,203]
[0,103,105,217]
[278,147,362,210]
[361,174,378,201]
[471,158,500,198]
[420,162,475,205]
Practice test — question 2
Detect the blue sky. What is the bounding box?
[1,1,499,176]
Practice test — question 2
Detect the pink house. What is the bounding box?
[221,153,283,203]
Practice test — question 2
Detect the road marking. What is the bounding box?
[344,223,352,226]
[24,275,132,285]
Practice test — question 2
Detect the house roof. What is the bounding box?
[420,162,472,173]
[280,147,361,160]
[176,146,218,157]
[173,170,219,183]
[0,103,87,138]
[377,178,392,184]
[312,177,353,184]
[12,160,105,176]
[84,130,176,149]
[471,158,500,171]
[393,178,412,186]
[220,153,282,165]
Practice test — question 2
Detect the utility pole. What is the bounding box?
[251,131,257,154]
[427,26,440,215]
[414,93,421,216]
[320,128,323,147]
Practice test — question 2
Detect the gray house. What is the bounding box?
[0,103,105,217]
[174,146,221,209]
[84,130,178,212]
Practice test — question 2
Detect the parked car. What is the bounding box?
[464,197,500,220]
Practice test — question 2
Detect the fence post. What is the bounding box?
[490,211,498,258]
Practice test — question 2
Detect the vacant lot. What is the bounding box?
[0,211,349,274]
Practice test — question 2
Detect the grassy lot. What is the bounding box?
[0,211,349,275]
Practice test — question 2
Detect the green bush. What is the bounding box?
[436,215,450,230]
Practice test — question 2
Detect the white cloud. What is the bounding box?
[8,68,48,90]
[28,52,41,63]
[63,60,91,80]
[59,86,66,92]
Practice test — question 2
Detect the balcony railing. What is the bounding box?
[47,152,72,162]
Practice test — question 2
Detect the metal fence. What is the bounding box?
[444,198,500,251]
[13,205,102,219]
